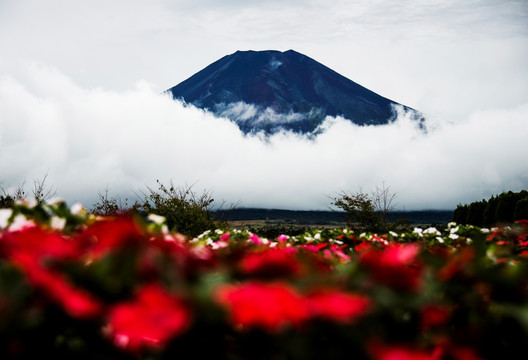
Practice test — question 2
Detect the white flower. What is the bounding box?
[47,197,64,206]
[449,233,459,240]
[413,228,423,236]
[16,198,38,208]
[424,227,441,236]
[0,209,13,229]
[70,203,85,215]
[9,214,35,231]
[215,229,224,235]
[389,231,398,237]
[436,236,444,244]
[447,222,457,228]
[450,226,459,234]
[466,238,473,244]
[314,233,321,240]
[50,216,66,231]
[148,214,166,225]
[481,228,490,233]
[196,230,211,240]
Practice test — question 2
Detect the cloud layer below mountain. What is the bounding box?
[1,65,527,210]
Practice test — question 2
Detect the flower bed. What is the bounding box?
[1,200,528,359]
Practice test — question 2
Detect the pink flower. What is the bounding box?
[277,234,289,243]
[249,233,262,245]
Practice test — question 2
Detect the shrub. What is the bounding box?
[139,180,230,237]
[331,183,397,233]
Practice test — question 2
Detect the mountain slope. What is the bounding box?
[167,50,420,134]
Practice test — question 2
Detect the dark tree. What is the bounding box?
[483,195,498,227]
[452,204,469,224]
[515,198,528,220]
[467,200,487,227]
[495,191,517,224]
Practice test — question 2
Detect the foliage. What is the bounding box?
[139,180,230,237]
[90,187,140,216]
[2,199,528,358]
[331,183,398,233]
[453,190,528,226]
[1,174,56,208]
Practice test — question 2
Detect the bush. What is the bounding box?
[331,183,397,233]
[139,180,230,237]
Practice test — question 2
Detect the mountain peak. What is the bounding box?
[167,50,420,134]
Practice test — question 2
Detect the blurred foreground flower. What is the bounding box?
[105,283,191,352]
[215,281,308,332]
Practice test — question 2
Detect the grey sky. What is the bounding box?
[1,0,527,210]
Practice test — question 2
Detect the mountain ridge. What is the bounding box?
[167,50,421,134]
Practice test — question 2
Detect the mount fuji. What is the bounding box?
[167,50,422,134]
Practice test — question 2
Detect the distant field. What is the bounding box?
[215,208,454,227]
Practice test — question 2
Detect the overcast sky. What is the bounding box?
[1,0,527,210]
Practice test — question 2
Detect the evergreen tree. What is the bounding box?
[495,191,517,224]
[483,195,498,227]
[515,198,528,220]
[467,200,487,227]
[452,204,469,224]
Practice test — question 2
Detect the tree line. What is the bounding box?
[452,190,528,227]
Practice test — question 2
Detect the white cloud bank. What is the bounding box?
[1,64,527,210]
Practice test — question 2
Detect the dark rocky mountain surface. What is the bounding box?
[167,50,421,134]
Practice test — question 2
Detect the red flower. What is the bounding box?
[515,219,528,228]
[2,226,102,318]
[368,341,434,360]
[447,346,483,360]
[519,250,528,258]
[432,339,483,360]
[354,241,372,253]
[304,289,371,324]
[215,281,308,332]
[239,248,300,278]
[360,244,423,292]
[106,284,191,352]
[2,226,80,261]
[420,304,451,330]
[75,217,144,259]
[437,247,475,281]
[11,253,102,319]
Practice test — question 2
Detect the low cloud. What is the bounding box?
[214,101,317,126]
[1,64,527,210]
